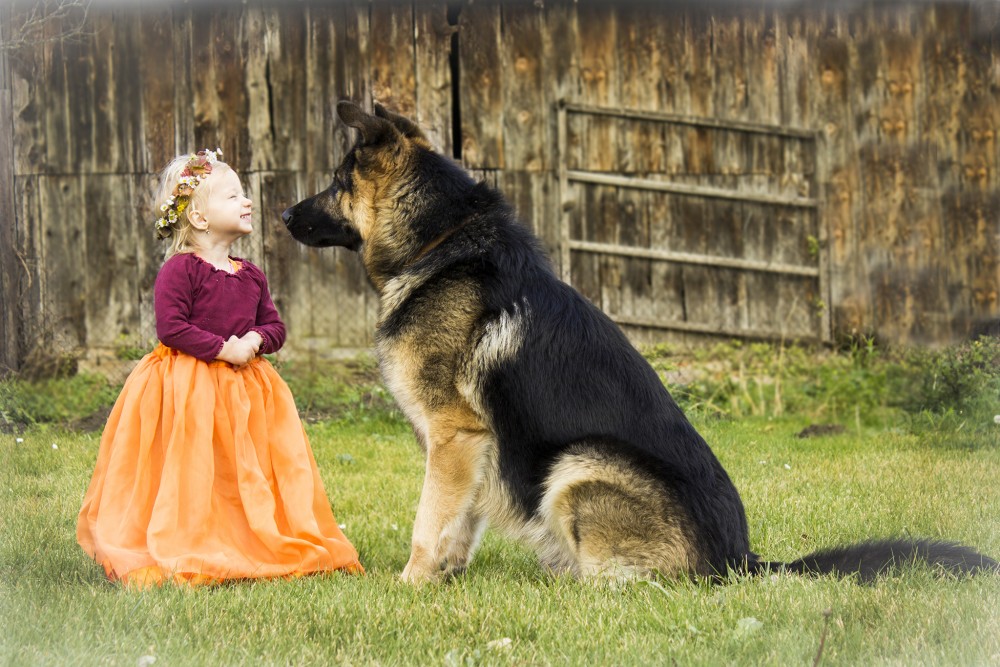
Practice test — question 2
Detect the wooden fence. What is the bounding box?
[1,0,998,374]
[558,101,827,344]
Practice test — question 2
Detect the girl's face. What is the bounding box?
[199,168,253,239]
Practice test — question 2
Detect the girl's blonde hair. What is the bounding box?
[154,153,232,258]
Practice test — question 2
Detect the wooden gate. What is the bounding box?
[557,102,830,343]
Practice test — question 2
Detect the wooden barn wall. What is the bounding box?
[1,1,998,372]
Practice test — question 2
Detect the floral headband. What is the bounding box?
[155,148,223,239]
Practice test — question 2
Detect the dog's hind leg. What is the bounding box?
[541,448,699,580]
[401,407,491,584]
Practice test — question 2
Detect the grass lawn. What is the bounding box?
[2,343,999,665]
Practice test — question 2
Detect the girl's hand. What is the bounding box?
[240,331,263,354]
[217,335,257,368]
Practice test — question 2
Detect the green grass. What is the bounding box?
[2,343,1000,665]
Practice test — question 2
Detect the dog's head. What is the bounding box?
[282,101,468,288]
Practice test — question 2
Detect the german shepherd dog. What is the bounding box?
[283,101,997,584]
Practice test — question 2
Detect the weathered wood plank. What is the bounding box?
[570,182,600,306]
[576,3,618,173]
[614,2,662,328]
[615,187,650,321]
[371,2,417,116]
[134,173,161,350]
[260,171,317,349]
[685,11,716,118]
[330,3,373,348]
[414,2,453,156]
[41,6,78,173]
[0,4,20,371]
[544,4,583,276]
[497,170,557,256]
[682,264,741,335]
[745,10,781,126]
[712,14,747,122]
[942,190,1000,337]
[542,1,580,279]
[12,176,44,349]
[99,10,143,173]
[170,8,194,154]
[191,9,250,165]
[340,4,371,108]
[501,2,545,172]
[812,18,855,341]
[244,7,274,172]
[83,175,140,350]
[135,10,177,174]
[261,7,307,171]
[39,176,87,350]
[458,0,503,168]
[7,5,47,176]
[304,5,337,174]
[744,273,819,339]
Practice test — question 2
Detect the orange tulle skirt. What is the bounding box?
[77,344,363,587]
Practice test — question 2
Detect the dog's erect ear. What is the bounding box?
[373,103,431,146]
[337,100,397,147]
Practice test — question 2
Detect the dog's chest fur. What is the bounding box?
[376,269,536,531]
[374,270,484,442]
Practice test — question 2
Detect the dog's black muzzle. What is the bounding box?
[281,201,362,251]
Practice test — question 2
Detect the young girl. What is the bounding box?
[77,149,363,587]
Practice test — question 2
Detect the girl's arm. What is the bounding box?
[249,267,287,354]
[154,259,227,361]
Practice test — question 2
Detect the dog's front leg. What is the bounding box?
[440,511,488,578]
[401,419,489,584]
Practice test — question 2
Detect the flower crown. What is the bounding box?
[155,148,223,239]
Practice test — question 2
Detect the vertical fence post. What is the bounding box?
[0,5,22,374]
[557,100,571,282]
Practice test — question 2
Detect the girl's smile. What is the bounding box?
[198,169,254,239]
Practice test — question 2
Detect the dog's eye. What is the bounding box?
[335,170,352,193]
[334,153,357,192]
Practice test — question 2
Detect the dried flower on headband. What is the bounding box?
[154,148,223,239]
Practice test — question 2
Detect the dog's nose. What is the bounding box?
[281,207,293,226]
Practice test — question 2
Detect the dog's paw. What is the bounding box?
[400,556,442,585]
[439,549,471,577]
[440,557,469,580]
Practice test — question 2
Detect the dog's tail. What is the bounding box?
[747,539,999,583]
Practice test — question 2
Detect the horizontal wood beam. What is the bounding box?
[569,240,820,277]
[566,170,819,208]
[559,100,819,141]
[610,313,820,342]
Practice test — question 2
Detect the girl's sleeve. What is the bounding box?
[154,259,226,361]
[250,268,286,354]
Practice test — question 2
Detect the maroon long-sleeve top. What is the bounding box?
[154,253,286,361]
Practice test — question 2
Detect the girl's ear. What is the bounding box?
[187,206,209,232]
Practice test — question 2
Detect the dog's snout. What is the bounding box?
[281,207,293,226]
